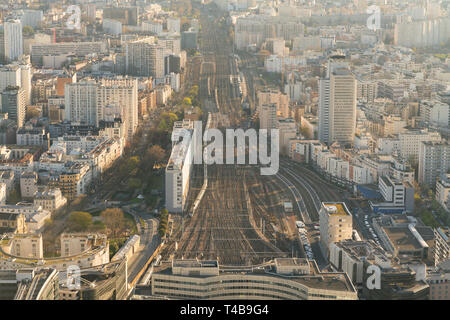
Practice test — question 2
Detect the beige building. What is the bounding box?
[20,171,38,200]
[2,233,43,259]
[0,211,27,233]
[259,103,278,130]
[33,188,67,213]
[436,175,450,213]
[319,202,353,255]
[257,89,289,118]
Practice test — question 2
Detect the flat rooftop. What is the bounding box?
[322,202,351,216]
[275,258,308,267]
[383,226,423,251]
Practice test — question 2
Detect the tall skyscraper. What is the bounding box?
[318,58,356,146]
[125,39,167,80]
[4,20,23,62]
[1,86,26,127]
[65,78,138,140]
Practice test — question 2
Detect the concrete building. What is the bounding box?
[420,100,450,128]
[278,118,297,156]
[30,42,108,65]
[330,240,391,287]
[103,18,122,35]
[0,233,109,271]
[436,174,450,212]
[0,268,59,300]
[418,141,450,187]
[181,30,197,50]
[59,259,127,300]
[0,204,50,233]
[259,104,278,130]
[16,126,49,148]
[145,258,357,300]
[33,188,67,213]
[433,228,450,267]
[319,202,353,255]
[165,120,194,213]
[125,38,166,80]
[318,66,356,146]
[257,89,289,118]
[378,176,415,213]
[1,86,25,128]
[0,65,21,92]
[399,129,441,162]
[4,20,23,62]
[20,171,38,200]
[65,78,138,141]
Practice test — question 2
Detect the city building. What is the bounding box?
[20,171,38,200]
[319,63,356,146]
[4,20,23,62]
[1,86,26,127]
[319,202,353,255]
[145,258,357,300]
[0,268,59,300]
[418,141,450,187]
[165,120,194,213]
[33,188,67,213]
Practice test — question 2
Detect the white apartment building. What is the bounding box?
[420,100,450,128]
[4,20,23,62]
[103,18,122,35]
[399,129,441,162]
[142,21,163,35]
[379,175,415,213]
[65,78,138,141]
[30,42,108,64]
[0,65,21,92]
[436,174,450,212]
[165,120,195,213]
[125,38,167,80]
[418,141,450,187]
[319,66,356,146]
[394,17,450,48]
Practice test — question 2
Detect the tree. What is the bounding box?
[22,26,34,36]
[100,208,125,237]
[128,177,142,189]
[68,211,93,231]
[146,145,166,168]
[183,97,192,106]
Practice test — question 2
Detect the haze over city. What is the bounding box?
[0,0,448,305]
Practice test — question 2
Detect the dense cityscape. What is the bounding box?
[0,0,448,305]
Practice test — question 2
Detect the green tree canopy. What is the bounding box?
[68,211,93,231]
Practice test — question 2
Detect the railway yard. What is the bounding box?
[160,3,345,268]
